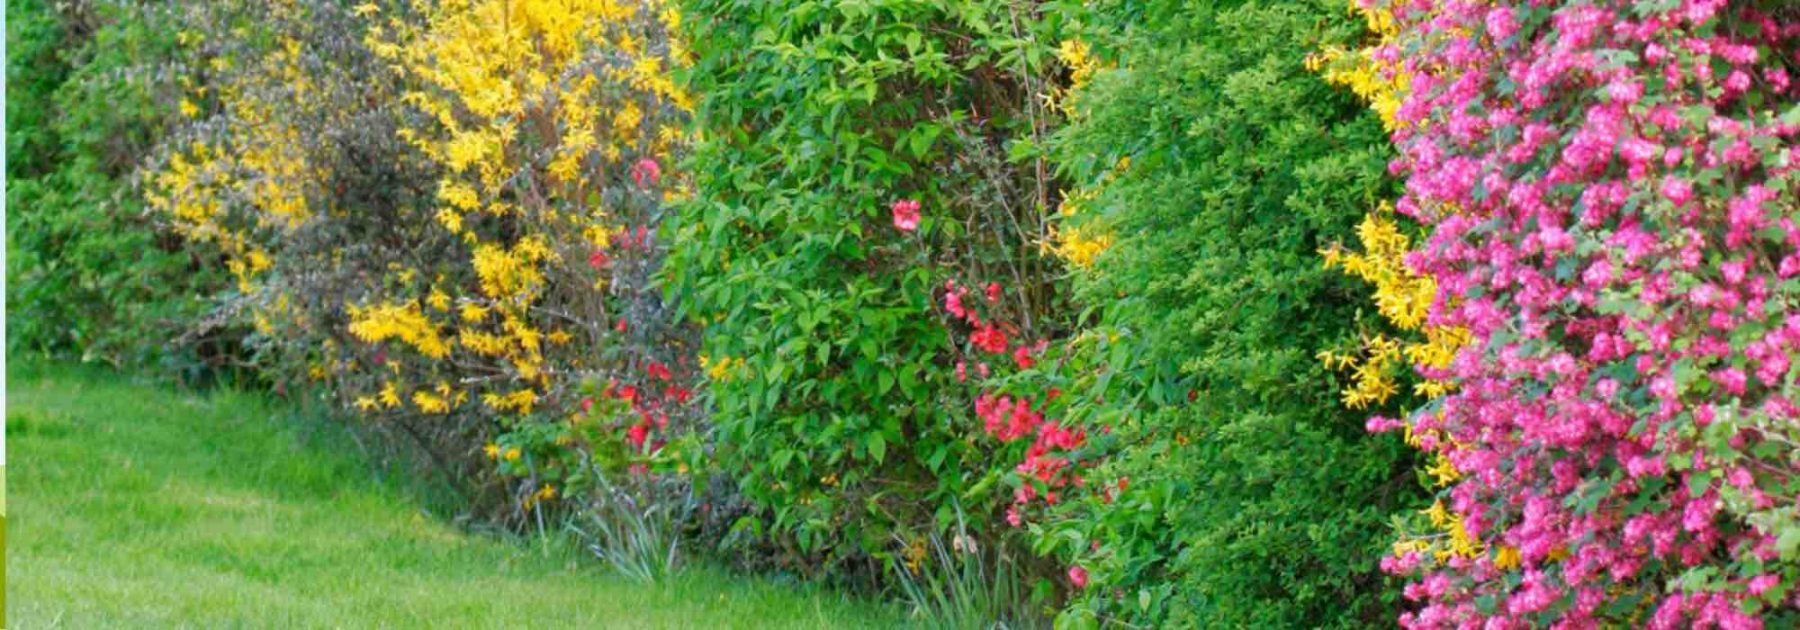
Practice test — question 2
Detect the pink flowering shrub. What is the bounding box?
[1366,0,1800,626]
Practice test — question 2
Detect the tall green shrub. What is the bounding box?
[5,0,218,368]
[1041,1,1425,626]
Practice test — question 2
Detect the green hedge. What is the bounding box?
[1041,1,1425,626]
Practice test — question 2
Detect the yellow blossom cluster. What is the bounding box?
[350,0,693,418]
[1318,206,1469,408]
[1048,38,1103,117]
[347,300,452,360]
[1304,1,1409,131]
[1311,0,1492,572]
[1050,156,1129,269]
[700,354,746,383]
[149,24,324,295]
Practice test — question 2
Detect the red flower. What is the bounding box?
[891,198,921,232]
[631,158,661,187]
[580,397,595,413]
[588,249,610,270]
[985,282,1001,303]
[1068,565,1089,588]
[971,323,1008,354]
[1012,345,1036,369]
[646,361,672,381]
[626,422,649,449]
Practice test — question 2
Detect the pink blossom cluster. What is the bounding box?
[1368,0,1800,627]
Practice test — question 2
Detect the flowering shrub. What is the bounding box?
[1035,1,1426,626]
[1346,0,1800,626]
[144,0,698,524]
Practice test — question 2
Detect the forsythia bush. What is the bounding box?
[147,0,698,520]
[1035,1,1425,626]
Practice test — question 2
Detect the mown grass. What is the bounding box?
[5,362,901,628]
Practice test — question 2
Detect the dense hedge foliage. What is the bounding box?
[1033,1,1425,626]
[14,0,1800,627]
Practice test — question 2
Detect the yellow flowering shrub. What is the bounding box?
[149,0,700,522]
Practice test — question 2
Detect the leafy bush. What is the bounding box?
[668,0,1076,582]
[5,0,219,368]
[1034,1,1425,626]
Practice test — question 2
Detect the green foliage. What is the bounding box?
[669,0,1070,577]
[4,0,219,367]
[1039,1,1424,626]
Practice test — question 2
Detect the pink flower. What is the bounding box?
[588,249,610,270]
[1661,176,1693,207]
[985,282,1002,303]
[631,158,661,187]
[1068,565,1089,588]
[891,198,921,232]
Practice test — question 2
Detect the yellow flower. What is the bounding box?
[378,381,402,408]
[1493,545,1521,570]
[1426,453,1461,486]
[503,447,521,462]
[347,300,451,359]
[483,443,500,459]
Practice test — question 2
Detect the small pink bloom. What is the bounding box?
[631,158,661,187]
[1661,176,1693,207]
[891,198,921,232]
[1068,565,1089,588]
[985,282,1002,303]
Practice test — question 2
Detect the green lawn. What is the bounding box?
[5,363,900,628]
